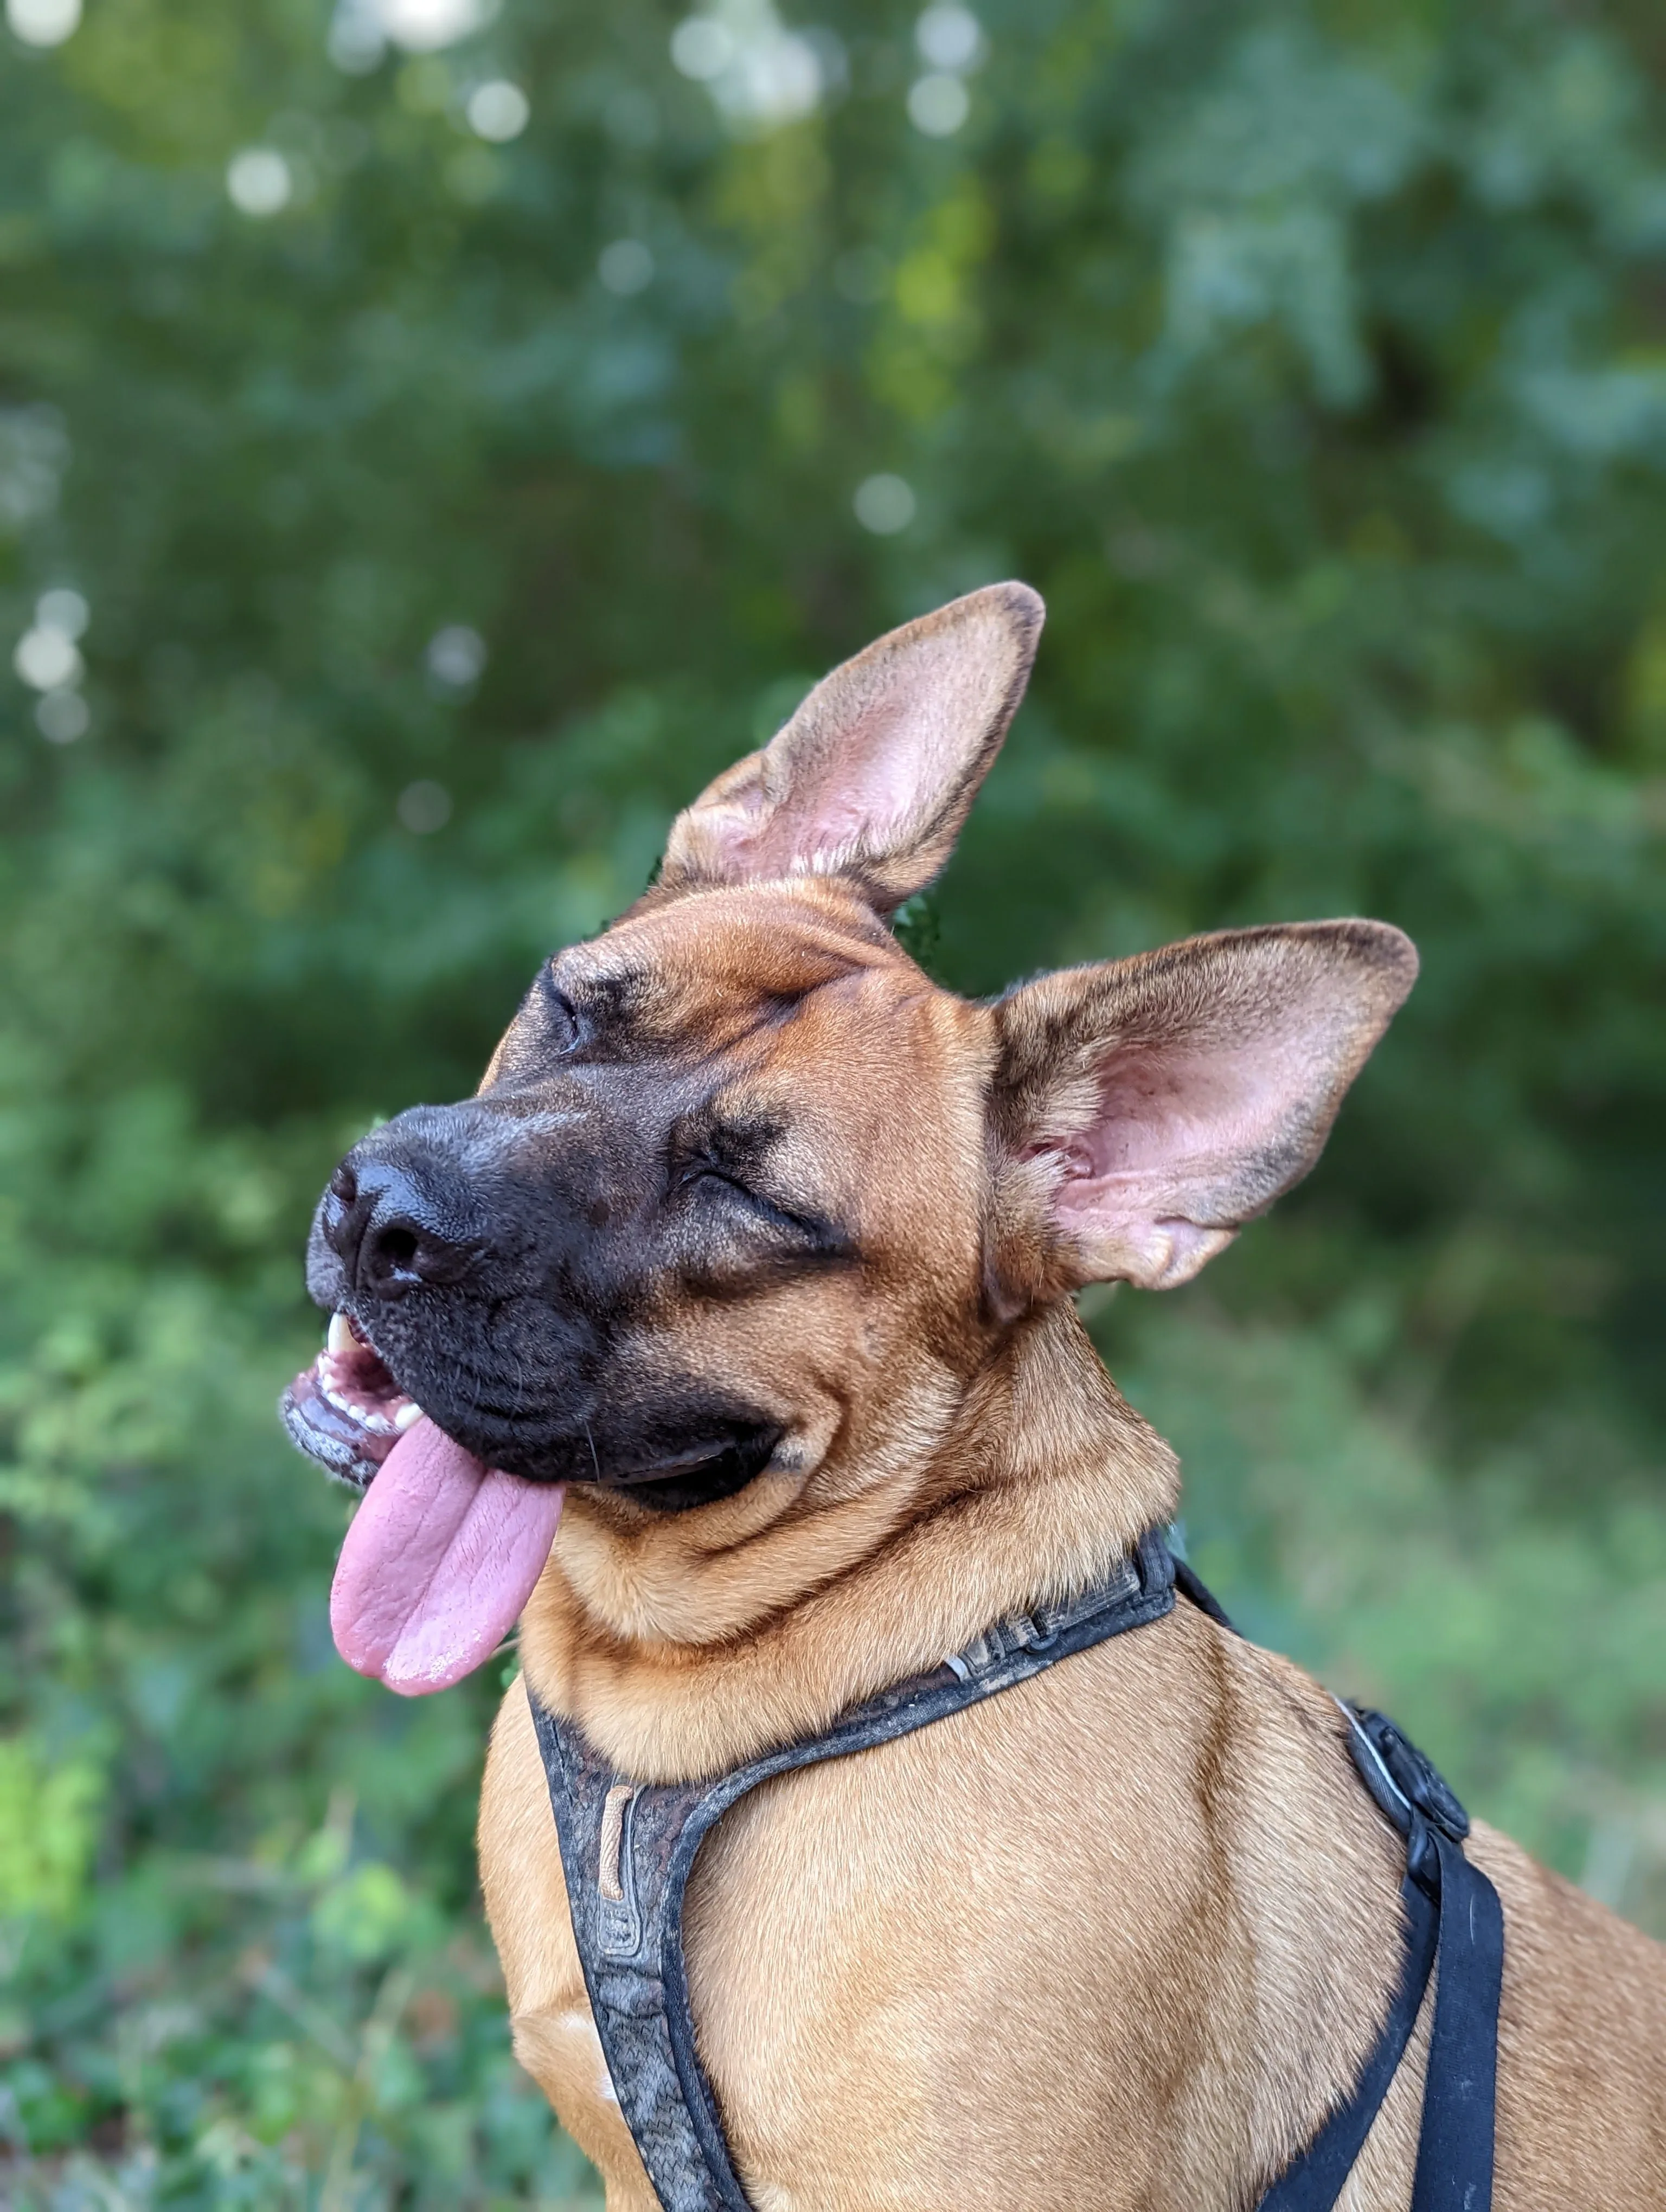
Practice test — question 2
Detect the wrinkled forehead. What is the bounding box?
[490,879,930,1077]
[555,880,898,1035]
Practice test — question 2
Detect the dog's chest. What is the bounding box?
[672,1656,1235,2211]
[495,1615,1427,2212]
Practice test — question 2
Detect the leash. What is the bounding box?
[530,1535,1503,2212]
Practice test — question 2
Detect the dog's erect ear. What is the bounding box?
[990,922,1417,1297]
[659,582,1044,912]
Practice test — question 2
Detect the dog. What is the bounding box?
[284,583,1666,2210]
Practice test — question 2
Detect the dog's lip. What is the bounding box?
[571,1422,783,1513]
[280,1314,779,1506]
[589,1432,765,1485]
[280,1310,424,1489]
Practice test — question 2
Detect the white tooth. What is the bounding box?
[393,1400,424,1433]
[348,1403,370,1422]
[328,1313,354,1356]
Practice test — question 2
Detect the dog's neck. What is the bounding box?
[517,1302,1179,1782]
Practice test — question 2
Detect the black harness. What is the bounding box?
[529,1529,1503,2212]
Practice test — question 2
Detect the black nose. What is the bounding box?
[323,1148,474,1298]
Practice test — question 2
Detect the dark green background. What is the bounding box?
[3,0,1664,2202]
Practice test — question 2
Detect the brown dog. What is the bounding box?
[286,585,1666,2209]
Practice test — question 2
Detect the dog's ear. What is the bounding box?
[659,582,1044,912]
[989,922,1417,1299]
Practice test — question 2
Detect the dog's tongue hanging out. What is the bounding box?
[329,1419,564,1696]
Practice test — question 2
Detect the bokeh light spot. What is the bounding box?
[377,0,483,53]
[326,2,385,74]
[670,4,823,129]
[598,239,655,295]
[466,80,529,142]
[397,780,453,834]
[5,0,80,47]
[36,689,89,744]
[908,73,970,136]
[915,4,984,73]
[670,15,733,81]
[227,149,294,218]
[36,586,88,639]
[426,625,486,688]
[853,474,917,535]
[14,626,81,690]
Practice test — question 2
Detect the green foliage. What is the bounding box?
[2,0,1664,2200]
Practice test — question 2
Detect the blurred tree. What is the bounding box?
[2,0,1664,2200]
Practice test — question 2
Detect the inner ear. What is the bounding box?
[992,921,1418,1296]
[658,582,1043,913]
[1071,1034,1316,1193]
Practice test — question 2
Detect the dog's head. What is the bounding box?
[283,583,1415,1692]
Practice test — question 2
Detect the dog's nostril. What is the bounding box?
[319,1143,471,1297]
[357,1210,467,1295]
[376,1224,419,1271]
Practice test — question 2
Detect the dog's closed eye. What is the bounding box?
[674,1150,796,1230]
[668,1119,850,1257]
[674,1152,746,1198]
[538,974,582,1053]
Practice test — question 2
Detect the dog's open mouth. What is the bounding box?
[281,1313,565,1701]
[280,1312,423,1490]
[281,1316,778,1700]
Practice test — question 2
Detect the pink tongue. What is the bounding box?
[330,1417,563,1696]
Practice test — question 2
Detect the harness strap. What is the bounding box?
[530,1535,1503,2212]
[1415,1829,1504,2211]
[1257,1704,1503,2212]
[1201,1580,1505,2212]
[1254,1866,1438,2212]
[532,1529,1177,2212]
